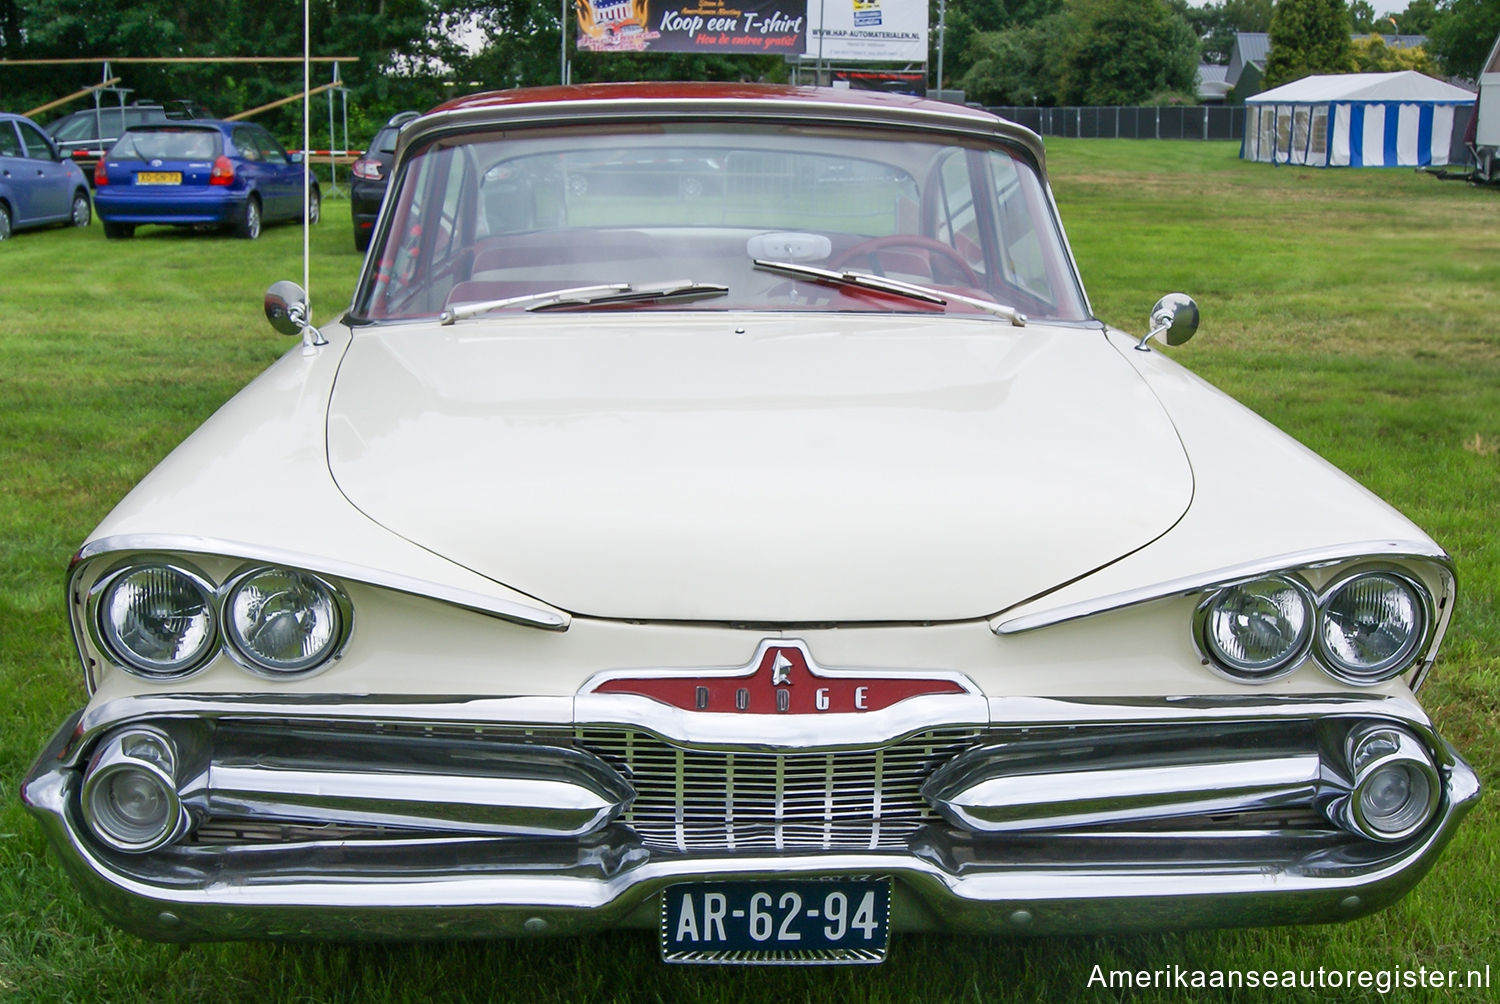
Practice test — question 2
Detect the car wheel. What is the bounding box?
[306,187,321,225]
[70,191,92,227]
[235,196,262,240]
[0,203,10,241]
[103,222,135,240]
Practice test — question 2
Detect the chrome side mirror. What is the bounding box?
[1135,293,1199,351]
[264,281,327,352]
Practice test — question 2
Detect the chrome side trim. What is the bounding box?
[925,744,1325,834]
[187,744,632,839]
[993,541,1452,640]
[73,534,570,632]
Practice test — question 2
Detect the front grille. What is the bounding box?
[184,718,977,851]
[578,727,980,852]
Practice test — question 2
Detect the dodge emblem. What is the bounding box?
[584,640,968,714]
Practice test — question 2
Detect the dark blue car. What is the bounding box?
[93,121,320,240]
[0,112,92,240]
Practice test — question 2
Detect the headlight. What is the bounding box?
[1317,571,1427,684]
[1197,576,1314,682]
[97,563,217,679]
[222,566,349,676]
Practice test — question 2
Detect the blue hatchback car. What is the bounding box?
[93,121,320,239]
[0,112,92,240]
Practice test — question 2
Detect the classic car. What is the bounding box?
[22,83,1477,965]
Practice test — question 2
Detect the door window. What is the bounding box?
[17,121,56,160]
[0,123,20,158]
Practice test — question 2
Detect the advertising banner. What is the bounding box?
[806,0,928,63]
[576,0,807,54]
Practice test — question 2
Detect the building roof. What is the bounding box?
[1246,71,1476,104]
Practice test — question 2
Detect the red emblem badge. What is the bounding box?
[586,641,967,714]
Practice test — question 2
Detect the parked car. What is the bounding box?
[46,100,213,183]
[0,112,91,239]
[349,110,418,251]
[23,84,1477,965]
[93,120,319,240]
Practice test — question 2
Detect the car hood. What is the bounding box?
[327,313,1192,622]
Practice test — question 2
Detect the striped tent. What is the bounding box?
[1242,71,1475,167]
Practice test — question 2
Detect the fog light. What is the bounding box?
[1344,726,1440,842]
[81,729,185,853]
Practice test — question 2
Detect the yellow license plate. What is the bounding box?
[136,172,182,185]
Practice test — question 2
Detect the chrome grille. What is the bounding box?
[577,727,980,852]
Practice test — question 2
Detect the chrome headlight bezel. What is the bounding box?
[1194,563,1438,688]
[89,560,220,681]
[83,555,354,683]
[219,565,353,680]
[1193,574,1316,683]
[1315,569,1433,686]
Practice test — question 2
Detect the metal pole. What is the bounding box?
[561,0,568,84]
[936,0,946,96]
[327,64,337,194]
[817,0,826,85]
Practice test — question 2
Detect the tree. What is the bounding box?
[1263,0,1356,88]
[958,13,1072,105]
[1351,34,1440,73]
[1179,0,1272,65]
[1056,0,1199,105]
[1426,0,1500,80]
[1393,0,1439,35]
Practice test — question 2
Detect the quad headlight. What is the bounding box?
[96,563,218,679]
[1197,576,1314,682]
[1197,567,1434,686]
[1317,571,1427,685]
[222,566,349,677]
[89,558,352,681]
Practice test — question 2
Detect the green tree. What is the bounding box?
[1057,0,1199,105]
[1393,0,1438,34]
[1351,33,1441,73]
[1263,0,1356,88]
[1427,0,1500,79]
[1178,0,1272,65]
[958,13,1072,105]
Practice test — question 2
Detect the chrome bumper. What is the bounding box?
[21,696,1480,942]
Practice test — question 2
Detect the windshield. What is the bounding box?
[354,121,1089,323]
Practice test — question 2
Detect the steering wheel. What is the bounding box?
[827,234,982,289]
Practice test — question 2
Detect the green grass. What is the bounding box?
[3,147,1499,1001]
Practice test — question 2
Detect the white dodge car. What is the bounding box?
[23,83,1476,965]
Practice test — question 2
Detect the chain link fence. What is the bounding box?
[987,106,1247,141]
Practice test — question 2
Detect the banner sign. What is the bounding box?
[832,69,926,96]
[806,0,928,63]
[576,0,807,54]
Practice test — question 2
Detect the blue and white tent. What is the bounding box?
[1242,71,1475,167]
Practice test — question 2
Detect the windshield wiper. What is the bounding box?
[752,259,1027,326]
[440,280,728,325]
[529,279,730,311]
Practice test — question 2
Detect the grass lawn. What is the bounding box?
[2,144,1498,1002]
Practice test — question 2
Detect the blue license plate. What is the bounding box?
[660,878,890,965]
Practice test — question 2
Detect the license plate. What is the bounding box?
[660,879,890,965]
[136,172,182,185]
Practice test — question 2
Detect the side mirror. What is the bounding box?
[1135,293,1199,352]
[265,280,328,352]
[264,280,308,336]
[289,151,304,165]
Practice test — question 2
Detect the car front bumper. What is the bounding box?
[22,694,1479,943]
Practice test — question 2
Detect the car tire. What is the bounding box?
[305,186,321,225]
[103,222,135,240]
[70,191,92,228]
[0,202,10,241]
[354,229,371,253]
[235,196,262,240]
